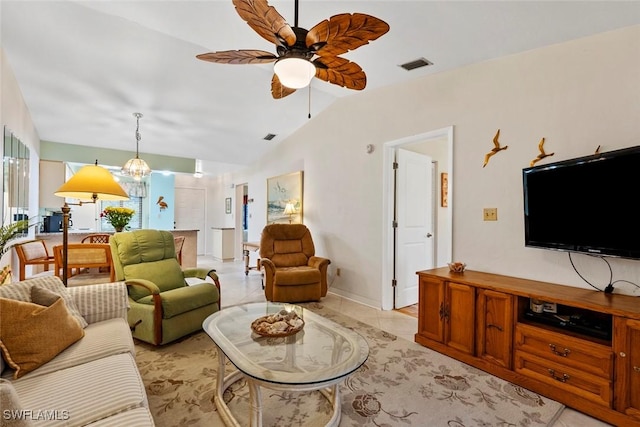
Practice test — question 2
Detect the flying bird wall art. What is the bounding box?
[483,129,508,167]
[530,137,554,167]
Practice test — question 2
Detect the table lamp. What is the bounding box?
[283,202,296,224]
[54,161,129,285]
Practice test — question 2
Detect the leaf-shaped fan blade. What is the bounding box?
[307,13,390,56]
[271,74,297,99]
[233,0,296,47]
[196,50,277,65]
[314,57,366,90]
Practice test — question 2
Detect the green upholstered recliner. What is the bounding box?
[110,229,220,345]
[259,224,330,303]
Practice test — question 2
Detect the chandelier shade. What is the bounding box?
[122,112,151,181]
[274,58,316,89]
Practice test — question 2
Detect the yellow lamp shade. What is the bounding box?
[55,164,129,201]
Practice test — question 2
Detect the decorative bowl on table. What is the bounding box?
[251,309,305,337]
[448,262,466,273]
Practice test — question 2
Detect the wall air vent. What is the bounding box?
[263,133,276,141]
[399,58,433,71]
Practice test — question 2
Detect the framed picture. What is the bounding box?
[225,197,231,214]
[267,171,303,224]
[441,173,448,207]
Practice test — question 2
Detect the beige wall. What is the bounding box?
[232,25,640,307]
[5,26,640,306]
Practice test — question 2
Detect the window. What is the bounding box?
[100,198,143,231]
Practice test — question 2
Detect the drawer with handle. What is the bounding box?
[514,351,612,407]
[515,323,613,379]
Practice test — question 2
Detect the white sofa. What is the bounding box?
[0,276,154,426]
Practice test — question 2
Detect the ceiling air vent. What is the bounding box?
[263,133,276,141]
[399,58,433,71]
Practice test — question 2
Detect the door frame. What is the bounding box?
[381,126,454,311]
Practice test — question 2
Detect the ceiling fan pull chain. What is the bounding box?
[308,84,311,119]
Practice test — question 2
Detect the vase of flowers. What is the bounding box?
[101,206,135,232]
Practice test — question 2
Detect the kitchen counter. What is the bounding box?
[34,229,199,268]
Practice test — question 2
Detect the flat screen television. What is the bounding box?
[522,145,640,260]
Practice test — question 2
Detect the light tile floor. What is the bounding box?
[199,256,611,427]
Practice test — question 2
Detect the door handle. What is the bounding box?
[426,233,433,238]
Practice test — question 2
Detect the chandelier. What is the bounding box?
[121,112,151,181]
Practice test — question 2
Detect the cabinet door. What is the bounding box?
[614,317,640,419]
[476,289,513,368]
[418,276,445,343]
[445,282,475,355]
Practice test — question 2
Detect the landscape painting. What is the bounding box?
[266,171,303,224]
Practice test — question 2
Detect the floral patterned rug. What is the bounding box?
[134,302,564,427]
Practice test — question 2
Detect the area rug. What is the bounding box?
[134,303,565,426]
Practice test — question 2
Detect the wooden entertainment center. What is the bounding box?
[416,268,640,426]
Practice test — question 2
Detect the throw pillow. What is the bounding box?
[30,285,61,307]
[0,297,85,379]
[0,276,88,328]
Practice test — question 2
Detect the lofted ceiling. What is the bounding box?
[2,1,639,175]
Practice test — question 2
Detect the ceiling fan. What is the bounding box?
[196,0,390,99]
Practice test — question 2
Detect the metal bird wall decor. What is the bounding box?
[530,137,554,167]
[483,129,508,167]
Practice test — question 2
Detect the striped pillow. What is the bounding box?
[0,276,88,328]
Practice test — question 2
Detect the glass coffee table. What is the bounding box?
[203,302,369,427]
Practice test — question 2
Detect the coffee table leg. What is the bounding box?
[214,344,243,427]
[247,379,263,427]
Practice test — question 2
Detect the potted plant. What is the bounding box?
[0,219,29,284]
[100,206,135,232]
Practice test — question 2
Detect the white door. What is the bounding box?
[395,149,435,308]
[174,187,206,255]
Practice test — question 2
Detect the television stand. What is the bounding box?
[416,268,640,427]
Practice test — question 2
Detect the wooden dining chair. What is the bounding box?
[53,243,115,286]
[81,233,111,244]
[13,240,56,280]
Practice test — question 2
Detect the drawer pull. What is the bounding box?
[548,369,570,382]
[487,324,503,331]
[634,366,640,373]
[549,344,571,357]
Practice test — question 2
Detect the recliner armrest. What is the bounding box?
[308,256,331,269]
[182,267,217,281]
[125,279,160,298]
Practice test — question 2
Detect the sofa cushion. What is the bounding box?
[67,282,128,324]
[2,317,134,381]
[136,282,219,319]
[12,353,148,427]
[0,379,33,426]
[0,276,88,328]
[0,298,85,379]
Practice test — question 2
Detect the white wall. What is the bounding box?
[230,25,640,307]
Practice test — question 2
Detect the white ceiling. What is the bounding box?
[2,1,639,174]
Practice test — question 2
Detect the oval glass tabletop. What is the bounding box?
[203,302,369,385]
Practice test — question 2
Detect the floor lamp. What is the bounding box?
[54,161,129,285]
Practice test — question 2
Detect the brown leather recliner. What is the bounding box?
[259,224,331,303]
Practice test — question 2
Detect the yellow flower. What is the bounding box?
[101,206,135,229]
